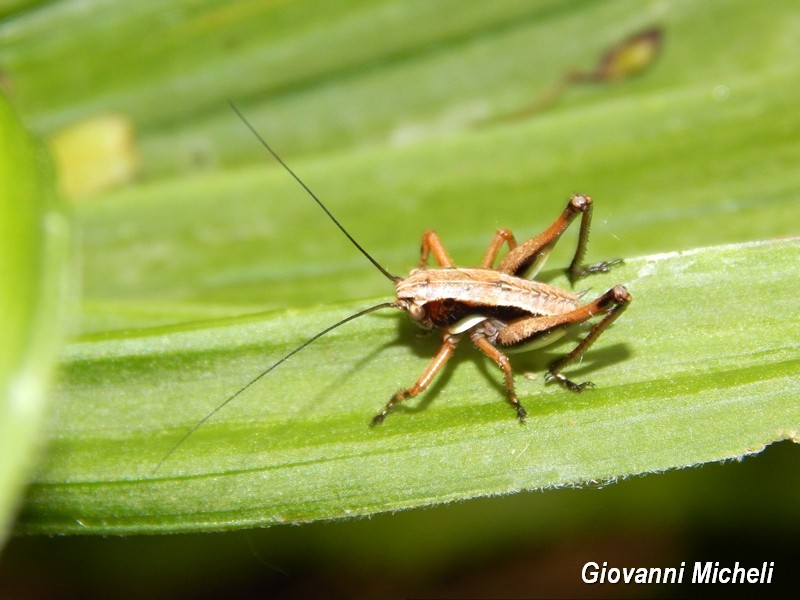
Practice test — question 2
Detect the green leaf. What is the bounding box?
[4,0,800,535]
[0,93,69,543]
[19,238,800,534]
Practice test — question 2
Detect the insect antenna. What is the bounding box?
[154,301,397,472]
[155,104,403,471]
[229,100,400,283]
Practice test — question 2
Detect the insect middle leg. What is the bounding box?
[497,285,632,391]
[479,228,517,269]
[371,333,460,426]
[470,331,528,421]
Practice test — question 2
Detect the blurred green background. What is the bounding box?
[1,0,799,597]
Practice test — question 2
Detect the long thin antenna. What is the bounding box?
[229,100,400,283]
[154,301,397,472]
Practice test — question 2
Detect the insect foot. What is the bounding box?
[371,389,408,426]
[545,371,597,392]
[569,258,623,284]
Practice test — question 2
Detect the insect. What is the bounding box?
[157,103,631,467]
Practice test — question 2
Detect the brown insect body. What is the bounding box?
[397,268,580,329]
[155,106,633,469]
[371,193,631,425]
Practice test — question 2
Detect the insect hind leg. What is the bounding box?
[495,195,622,285]
[495,285,631,392]
[546,285,632,391]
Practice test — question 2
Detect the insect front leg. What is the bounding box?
[497,195,621,284]
[470,330,528,421]
[371,333,460,426]
[497,285,632,391]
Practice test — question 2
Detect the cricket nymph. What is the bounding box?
[370,194,632,426]
[157,107,634,469]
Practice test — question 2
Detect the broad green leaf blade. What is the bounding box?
[0,93,69,544]
[61,0,800,334]
[5,0,800,540]
[2,0,796,179]
[72,51,800,333]
[19,239,799,534]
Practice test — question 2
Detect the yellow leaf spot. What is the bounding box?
[48,114,140,200]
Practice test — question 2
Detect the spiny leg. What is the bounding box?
[497,194,591,279]
[565,195,596,284]
[419,230,455,268]
[371,334,460,426]
[564,197,623,284]
[479,228,517,269]
[496,194,621,284]
[546,285,632,391]
[495,285,632,392]
[470,331,527,421]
